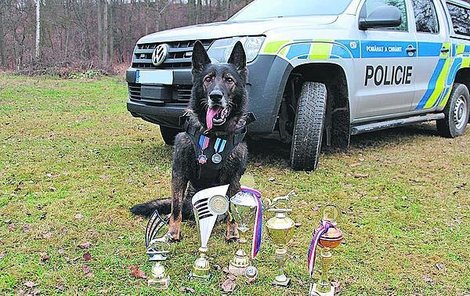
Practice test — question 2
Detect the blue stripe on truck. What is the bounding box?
[360,41,418,58]
[416,59,446,109]
[418,42,443,57]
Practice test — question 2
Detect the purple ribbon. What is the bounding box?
[307,220,333,276]
[241,186,263,259]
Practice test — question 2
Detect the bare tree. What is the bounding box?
[0,0,254,72]
[35,0,41,60]
[103,0,109,65]
[0,2,5,67]
[108,0,114,63]
[97,0,103,63]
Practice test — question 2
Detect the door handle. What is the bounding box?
[406,46,417,53]
[440,47,450,53]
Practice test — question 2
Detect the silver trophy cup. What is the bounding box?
[228,188,261,279]
[190,184,230,279]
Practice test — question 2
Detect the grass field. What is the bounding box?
[0,74,469,295]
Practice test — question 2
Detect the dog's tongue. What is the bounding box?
[206,107,221,130]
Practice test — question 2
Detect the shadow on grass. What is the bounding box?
[130,124,440,170]
[247,124,439,168]
[348,123,438,149]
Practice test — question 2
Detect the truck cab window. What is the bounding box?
[447,2,470,37]
[362,0,408,31]
[412,0,439,34]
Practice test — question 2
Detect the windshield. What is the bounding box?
[230,0,353,21]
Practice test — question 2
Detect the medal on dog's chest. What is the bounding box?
[198,154,208,164]
[212,153,222,164]
[198,135,210,165]
[212,138,226,164]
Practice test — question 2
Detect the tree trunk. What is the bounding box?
[225,0,230,19]
[128,5,133,64]
[97,0,103,63]
[0,4,5,67]
[108,1,114,65]
[103,0,109,65]
[188,0,196,24]
[35,0,40,60]
[196,0,202,24]
[207,0,212,20]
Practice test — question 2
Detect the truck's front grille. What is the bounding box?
[128,83,141,100]
[128,83,192,104]
[176,86,192,102]
[132,39,214,69]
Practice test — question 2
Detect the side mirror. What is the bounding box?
[359,5,402,30]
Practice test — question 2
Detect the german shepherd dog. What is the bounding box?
[130,41,250,242]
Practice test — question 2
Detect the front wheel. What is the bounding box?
[160,126,180,145]
[290,82,327,171]
[436,83,469,138]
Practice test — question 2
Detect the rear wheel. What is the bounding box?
[290,82,327,171]
[436,83,469,138]
[160,126,180,145]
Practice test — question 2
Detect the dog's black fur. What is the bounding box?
[130,41,250,241]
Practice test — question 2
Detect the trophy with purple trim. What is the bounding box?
[308,206,343,296]
[190,184,230,279]
[228,187,263,280]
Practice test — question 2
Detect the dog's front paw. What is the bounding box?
[167,229,182,242]
[168,217,182,242]
[225,221,239,243]
[168,232,182,243]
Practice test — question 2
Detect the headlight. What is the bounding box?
[207,36,265,64]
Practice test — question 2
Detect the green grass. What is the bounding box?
[0,73,469,295]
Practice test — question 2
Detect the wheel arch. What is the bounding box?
[277,62,351,149]
[450,67,470,115]
[454,67,470,92]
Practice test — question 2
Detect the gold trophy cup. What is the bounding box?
[265,191,296,286]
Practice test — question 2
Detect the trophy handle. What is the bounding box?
[267,190,296,209]
[322,205,339,225]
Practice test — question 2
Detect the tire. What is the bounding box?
[160,126,180,145]
[290,82,327,171]
[436,83,470,138]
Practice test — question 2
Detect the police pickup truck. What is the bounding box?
[126,0,470,171]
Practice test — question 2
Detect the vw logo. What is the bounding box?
[152,44,169,66]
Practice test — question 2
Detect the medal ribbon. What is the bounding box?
[241,186,263,259]
[307,220,334,277]
[198,135,210,151]
[214,138,227,153]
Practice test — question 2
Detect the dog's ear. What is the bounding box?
[192,41,211,73]
[228,41,247,74]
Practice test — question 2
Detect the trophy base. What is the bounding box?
[229,248,250,277]
[189,271,211,280]
[272,274,291,287]
[309,283,335,296]
[228,262,249,277]
[147,276,170,290]
[190,251,211,280]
